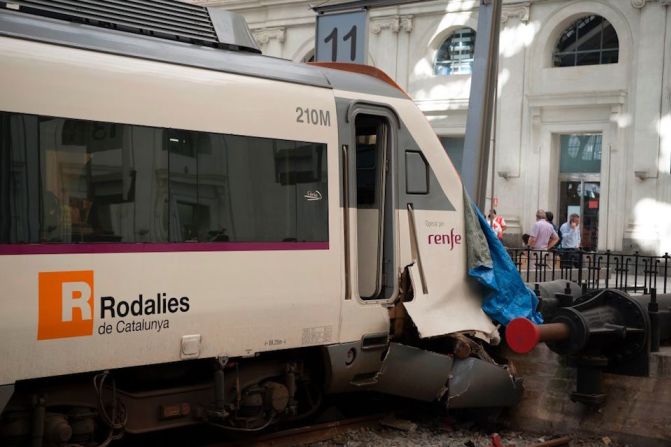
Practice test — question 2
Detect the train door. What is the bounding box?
[341,104,398,304]
[354,113,397,301]
[322,104,399,393]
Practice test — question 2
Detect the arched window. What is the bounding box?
[434,28,476,75]
[553,15,619,67]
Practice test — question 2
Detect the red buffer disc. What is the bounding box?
[505,318,540,354]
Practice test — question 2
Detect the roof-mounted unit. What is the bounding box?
[0,0,260,53]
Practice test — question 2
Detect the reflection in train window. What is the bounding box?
[0,112,328,244]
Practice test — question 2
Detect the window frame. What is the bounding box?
[0,111,330,253]
[434,27,477,76]
[552,15,619,68]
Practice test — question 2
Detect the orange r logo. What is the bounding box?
[38,271,94,340]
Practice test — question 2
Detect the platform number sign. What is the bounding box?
[315,10,368,64]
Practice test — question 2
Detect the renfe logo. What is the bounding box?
[427,228,463,250]
[38,271,94,340]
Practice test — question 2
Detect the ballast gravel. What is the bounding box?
[309,416,625,447]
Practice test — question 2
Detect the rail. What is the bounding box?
[210,414,383,447]
[506,248,671,294]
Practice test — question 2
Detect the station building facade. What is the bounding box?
[201,0,671,254]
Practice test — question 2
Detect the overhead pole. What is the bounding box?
[461,0,502,211]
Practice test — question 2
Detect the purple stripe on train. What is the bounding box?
[0,242,329,255]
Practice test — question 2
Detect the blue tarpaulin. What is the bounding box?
[464,193,543,326]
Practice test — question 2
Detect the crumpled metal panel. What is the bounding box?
[374,343,453,402]
[403,264,499,341]
[447,357,521,408]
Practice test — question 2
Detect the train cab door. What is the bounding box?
[323,104,403,394]
[344,106,398,303]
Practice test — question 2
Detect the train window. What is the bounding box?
[168,131,328,243]
[356,134,378,206]
[356,118,387,208]
[1,115,157,244]
[405,151,429,194]
[0,112,328,246]
[166,129,197,158]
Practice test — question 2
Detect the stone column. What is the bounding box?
[631,2,665,177]
[493,2,531,242]
[657,0,671,254]
[626,0,668,252]
[369,15,401,77]
[607,102,628,251]
[395,16,413,90]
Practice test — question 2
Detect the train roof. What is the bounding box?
[0,6,406,99]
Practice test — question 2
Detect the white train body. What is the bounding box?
[0,3,514,442]
[1,35,349,383]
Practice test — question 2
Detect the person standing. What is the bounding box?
[545,211,561,248]
[559,213,581,268]
[559,214,581,249]
[545,211,558,233]
[528,209,559,250]
[488,213,503,239]
[489,209,506,241]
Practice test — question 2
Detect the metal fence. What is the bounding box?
[506,248,671,295]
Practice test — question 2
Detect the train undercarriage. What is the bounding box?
[4,278,670,446]
[0,305,521,447]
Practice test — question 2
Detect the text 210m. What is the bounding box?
[296,107,331,126]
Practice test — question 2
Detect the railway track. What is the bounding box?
[118,397,603,447]
[206,414,384,447]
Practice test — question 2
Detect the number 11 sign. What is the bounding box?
[315,10,368,64]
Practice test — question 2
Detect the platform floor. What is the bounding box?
[503,345,671,446]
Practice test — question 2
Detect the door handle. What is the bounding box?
[342,144,351,300]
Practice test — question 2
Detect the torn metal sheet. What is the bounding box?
[403,263,499,341]
[447,357,521,408]
[374,343,453,401]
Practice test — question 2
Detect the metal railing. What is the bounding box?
[507,248,671,295]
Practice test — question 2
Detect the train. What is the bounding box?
[0,2,523,445]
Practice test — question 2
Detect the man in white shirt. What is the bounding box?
[559,214,581,249]
[528,209,559,250]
